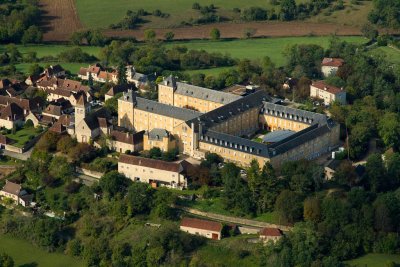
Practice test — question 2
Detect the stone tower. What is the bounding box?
[75,93,90,126]
[118,89,136,130]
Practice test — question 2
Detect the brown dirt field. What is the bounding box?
[39,0,83,42]
[104,21,363,41]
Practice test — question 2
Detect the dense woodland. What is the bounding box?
[0,0,42,44]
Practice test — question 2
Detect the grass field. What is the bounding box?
[15,62,85,75]
[5,127,43,148]
[0,234,84,267]
[370,46,400,65]
[0,45,101,58]
[346,253,400,267]
[76,0,308,29]
[306,0,372,27]
[166,36,367,66]
[2,36,366,75]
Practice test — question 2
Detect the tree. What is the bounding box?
[117,64,127,85]
[378,112,400,150]
[164,31,175,41]
[243,28,257,39]
[280,0,297,21]
[24,119,34,128]
[361,23,379,40]
[333,160,358,187]
[99,171,130,198]
[35,131,60,152]
[210,28,220,40]
[366,153,387,193]
[149,147,162,159]
[28,63,43,76]
[303,197,321,223]
[57,135,77,154]
[126,182,153,216]
[21,25,42,44]
[0,252,14,267]
[275,190,303,224]
[144,29,156,42]
[49,156,74,181]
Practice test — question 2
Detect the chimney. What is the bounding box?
[324,87,327,91]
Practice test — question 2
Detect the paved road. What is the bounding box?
[3,148,33,161]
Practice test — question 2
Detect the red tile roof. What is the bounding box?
[180,217,223,232]
[312,80,343,95]
[260,227,282,237]
[321,57,344,67]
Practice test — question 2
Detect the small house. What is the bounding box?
[180,217,223,240]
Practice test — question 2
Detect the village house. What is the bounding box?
[37,77,92,103]
[118,154,192,189]
[126,65,148,88]
[0,180,32,207]
[321,57,344,77]
[104,129,144,153]
[78,64,118,84]
[0,103,25,129]
[310,80,346,105]
[143,128,177,152]
[180,217,223,240]
[42,99,73,120]
[259,227,283,243]
[105,84,136,101]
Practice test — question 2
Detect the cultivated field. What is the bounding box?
[0,234,84,267]
[39,0,82,42]
[104,21,363,41]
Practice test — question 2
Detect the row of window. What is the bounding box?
[262,109,314,124]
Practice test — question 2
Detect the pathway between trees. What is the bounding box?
[175,205,292,231]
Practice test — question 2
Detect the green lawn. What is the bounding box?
[76,0,308,29]
[5,127,43,148]
[165,36,367,66]
[184,66,235,76]
[370,46,400,65]
[0,234,84,267]
[0,45,101,58]
[346,253,400,267]
[192,235,260,266]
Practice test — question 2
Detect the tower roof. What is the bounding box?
[163,75,177,89]
[76,93,88,107]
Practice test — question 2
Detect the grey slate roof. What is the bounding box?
[262,102,328,126]
[174,82,241,105]
[263,130,296,143]
[187,90,270,130]
[268,123,334,155]
[201,130,271,158]
[135,97,202,121]
[133,72,148,83]
[148,128,169,140]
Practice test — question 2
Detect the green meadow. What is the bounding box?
[0,234,84,267]
[75,0,309,29]
[346,253,400,267]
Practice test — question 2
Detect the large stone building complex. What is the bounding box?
[116,76,340,167]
